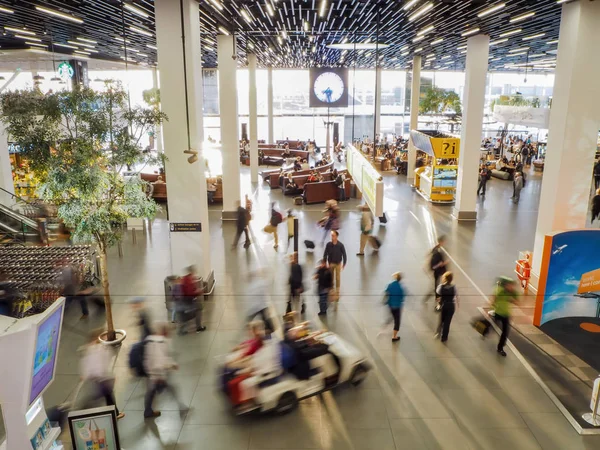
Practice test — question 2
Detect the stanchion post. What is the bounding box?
[582,376,600,426]
[132,228,137,244]
[293,218,299,253]
[118,241,123,258]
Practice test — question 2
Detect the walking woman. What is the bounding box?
[436,271,459,342]
[384,272,406,342]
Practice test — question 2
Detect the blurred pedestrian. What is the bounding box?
[357,205,374,256]
[143,323,187,419]
[129,297,153,340]
[232,201,250,249]
[591,188,600,224]
[246,270,274,334]
[181,265,206,333]
[0,269,20,316]
[286,209,295,251]
[57,258,88,319]
[384,272,405,342]
[264,202,283,249]
[323,230,347,307]
[287,252,304,314]
[314,259,332,316]
[435,271,458,342]
[493,277,519,357]
[513,172,524,204]
[429,236,448,298]
[80,329,124,419]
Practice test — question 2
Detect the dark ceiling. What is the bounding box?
[0,1,569,72]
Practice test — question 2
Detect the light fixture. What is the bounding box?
[408,2,433,22]
[122,46,138,52]
[146,44,157,50]
[415,47,423,53]
[218,26,230,35]
[556,0,570,4]
[15,35,41,41]
[0,6,14,14]
[129,26,153,37]
[523,33,545,41]
[74,50,91,55]
[417,25,434,36]
[430,38,443,45]
[413,36,425,43]
[509,48,529,54]
[460,50,467,54]
[327,43,390,50]
[400,45,409,51]
[68,40,94,48]
[489,38,508,46]
[403,0,419,10]
[277,36,283,45]
[137,53,148,57]
[510,12,535,23]
[35,6,83,23]
[54,43,78,49]
[28,43,47,49]
[241,10,252,23]
[265,2,275,16]
[499,29,521,38]
[114,36,131,44]
[303,20,309,31]
[5,27,35,35]
[547,39,559,44]
[426,53,435,58]
[441,55,451,60]
[319,0,327,17]
[477,2,505,18]
[507,51,527,56]
[401,51,409,56]
[529,54,546,58]
[209,0,224,11]
[461,27,480,37]
[491,57,502,61]
[76,37,97,44]
[123,2,149,18]
[457,44,467,50]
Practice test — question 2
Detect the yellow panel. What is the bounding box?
[431,137,460,159]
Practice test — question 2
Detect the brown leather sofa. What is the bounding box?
[282,173,333,194]
[265,161,334,188]
[303,180,351,204]
[140,173,167,201]
[261,149,308,160]
[276,140,304,149]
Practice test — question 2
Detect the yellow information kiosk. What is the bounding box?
[411,130,460,203]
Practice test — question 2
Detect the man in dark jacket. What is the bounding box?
[430,235,448,298]
[232,201,250,249]
[323,230,347,306]
[314,259,332,315]
[287,252,304,314]
[477,164,490,196]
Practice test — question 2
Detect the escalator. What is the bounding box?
[0,188,42,244]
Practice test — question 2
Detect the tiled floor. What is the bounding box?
[45,168,600,449]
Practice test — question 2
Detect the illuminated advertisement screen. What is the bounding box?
[29,304,63,405]
[433,179,457,188]
[433,167,457,179]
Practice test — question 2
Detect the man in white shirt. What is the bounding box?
[143,323,187,418]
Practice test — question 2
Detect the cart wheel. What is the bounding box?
[350,364,368,387]
[275,392,298,415]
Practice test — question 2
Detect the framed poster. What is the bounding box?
[68,406,121,450]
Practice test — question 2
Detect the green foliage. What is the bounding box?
[142,88,160,108]
[419,87,462,116]
[0,82,167,250]
[492,95,541,108]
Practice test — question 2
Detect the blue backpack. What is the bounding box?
[128,340,148,377]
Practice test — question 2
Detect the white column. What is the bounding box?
[531,0,600,280]
[453,34,490,221]
[267,66,274,144]
[0,123,15,200]
[155,0,212,278]
[375,67,382,139]
[151,67,164,155]
[407,56,421,182]
[248,53,259,183]
[217,35,241,216]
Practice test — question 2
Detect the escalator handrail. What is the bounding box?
[0,220,38,237]
[0,186,37,206]
[0,203,39,229]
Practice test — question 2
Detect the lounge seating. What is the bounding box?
[263,161,334,188]
[303,180,350,204]
[140,173,167,201]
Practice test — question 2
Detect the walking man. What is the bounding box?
[323,230,347,307]
[143,323,187,418]
[232,201,250,249]
[429,235,448,298]
[314,259,332,316]
[493,277,519,357]
[513,172,524,204]
[477,164,490,196]
[357,205,374,256]
[264,202,283,249]
[335,171,346,202]
[287,252,304,314]
[181,265,205,333]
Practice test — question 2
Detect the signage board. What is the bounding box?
[170,222,202,232]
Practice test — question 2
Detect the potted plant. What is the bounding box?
[0,82,167,345]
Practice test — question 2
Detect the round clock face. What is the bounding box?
[314,72,345,104]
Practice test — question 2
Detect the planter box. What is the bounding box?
[126,217,145,230]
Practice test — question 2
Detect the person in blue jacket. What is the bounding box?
[384,272,406,342]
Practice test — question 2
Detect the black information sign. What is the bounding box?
[170,222,202,232]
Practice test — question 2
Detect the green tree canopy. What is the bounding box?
[419,86,462,116]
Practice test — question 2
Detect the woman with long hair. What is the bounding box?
[436,271,459,343]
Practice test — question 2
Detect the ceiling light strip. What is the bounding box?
[510,12,535,23]
[408,2,433,22]
[35,6,83,23]
[123,2,149,18]
[477,2,505,18]
[0,6,14,14]
[499,29,521,38]
[461,27,480,37]
[5,27,35,35]
[522,33,545,41]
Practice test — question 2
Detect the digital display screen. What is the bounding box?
[29,304,63,405]
[434,179,457,188]
[433,167,457,179]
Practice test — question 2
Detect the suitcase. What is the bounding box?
[294,196,303,205]
[304,239,315,250]
[379,212,388,224]
[471,317,491,337]
[370,236,382,250]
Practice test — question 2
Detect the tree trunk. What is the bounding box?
[99,248,116,341]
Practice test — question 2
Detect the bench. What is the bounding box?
[276,140,304,150]
[282,173,334,195]
[260,148,309,160]
[140,173,167,201]
[263,161,334,188]
[303,180,351,204]
[207,177,223,203]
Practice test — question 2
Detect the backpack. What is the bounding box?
[128,340,148,377]
[272,211,283,226]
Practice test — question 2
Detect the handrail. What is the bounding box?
[0,203,38,229]
[0,186,36,207]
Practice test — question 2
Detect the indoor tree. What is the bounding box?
[0,82,167,341]
[419,86,462,131]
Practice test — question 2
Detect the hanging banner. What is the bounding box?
[345,144,384,217]
[492,105,550,129]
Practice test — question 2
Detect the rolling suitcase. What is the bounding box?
[379,212,388,224]
[471,317,491,337]
[304,240,315,250]
[370,236,382,250]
